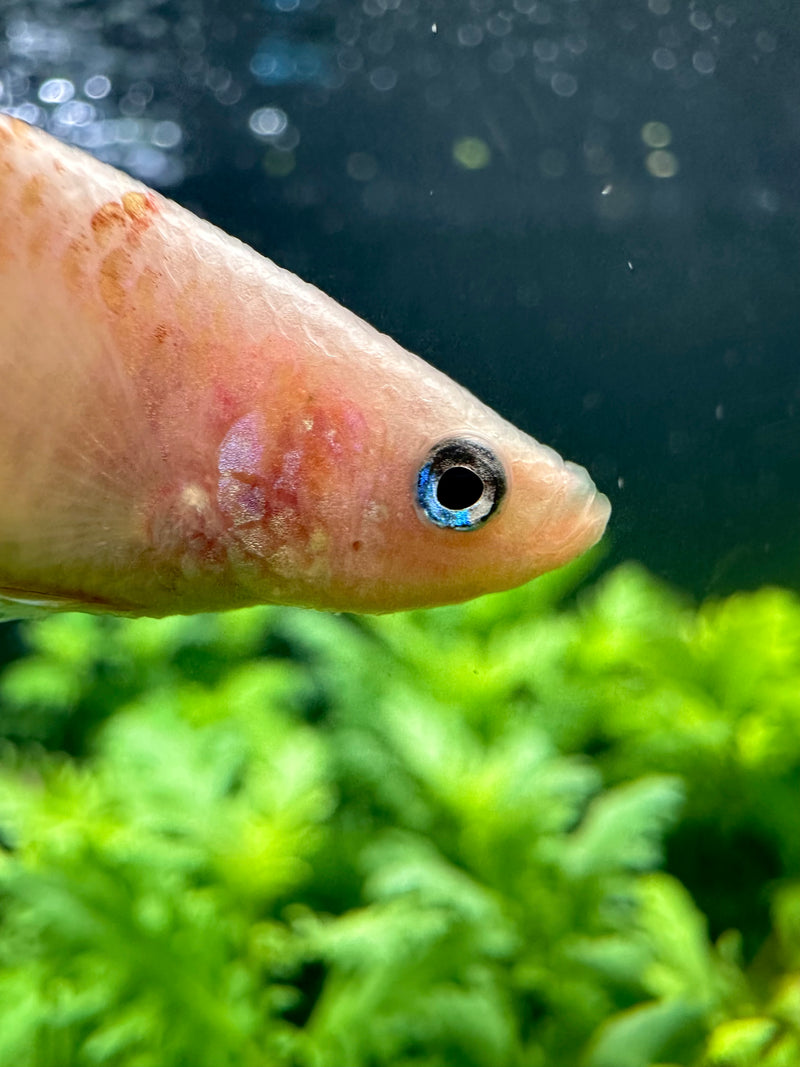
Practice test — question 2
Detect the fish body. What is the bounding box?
[0,114,609,618]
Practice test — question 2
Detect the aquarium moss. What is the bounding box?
[1,561,800,1066]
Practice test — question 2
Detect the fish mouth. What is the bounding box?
[558,461,611,558]
[525,459,610,571]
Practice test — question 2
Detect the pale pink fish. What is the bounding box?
[0,114,609,619]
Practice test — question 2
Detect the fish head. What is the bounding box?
[215,332,610,614]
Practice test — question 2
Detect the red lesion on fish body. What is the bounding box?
[215,383,371,589]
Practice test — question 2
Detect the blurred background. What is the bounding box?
[3,4,800,1066]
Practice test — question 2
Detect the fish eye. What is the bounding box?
[415,438,507,530]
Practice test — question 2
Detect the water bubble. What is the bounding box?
[53,100,95,126]
[755,30,776,53]
[338,47,364,72]
[486,13,512,36]
[648,0,670,12]
[564,34,588,56]
[652,47,677,70]
[488,49,514,74]
[38,78,74,104]
[10,102,44,125]
[689,10,713,30]
[84,75,111,100]
[151,120,182,148]
[692,50,716,74]
[457,24,484,47]
[369,66,397,91]
[551,71,577,97]
[533,38,558,62]
[248,106,288,137]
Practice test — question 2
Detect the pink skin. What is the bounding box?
[0,115,609,617]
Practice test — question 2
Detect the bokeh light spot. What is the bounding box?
[262,147,296,177]
[641,121,672,148]
[645,149,679,177]
[248,106,288,137]
[38,78,74,104]
[453,136,491,170]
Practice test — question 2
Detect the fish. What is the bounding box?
[0,114,610,619]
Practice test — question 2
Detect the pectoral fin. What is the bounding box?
[0,586,108,620]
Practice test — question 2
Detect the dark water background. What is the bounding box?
[2,0,800,598]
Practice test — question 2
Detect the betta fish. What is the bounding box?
[0,114,609,620]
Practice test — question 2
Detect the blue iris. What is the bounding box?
[415,438,506,531]
[416,462,475,529]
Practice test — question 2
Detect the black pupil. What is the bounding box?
[436,466,485,510]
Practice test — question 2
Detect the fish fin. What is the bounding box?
[0,586,121,620]
[0,588,73,620]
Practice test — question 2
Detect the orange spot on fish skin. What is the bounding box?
[28,222,49,260]
[99,246,134,313]
[122,190,158,232]
[91,201,127,247]
[61,236,92,295]
[91,192,158,250]
[20,174,45,214]
[153,322,169,344]
[132,266,159,312]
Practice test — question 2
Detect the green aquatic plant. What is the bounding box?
[0,561,799,1066]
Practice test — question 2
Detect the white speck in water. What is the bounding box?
[617,476,625,489]
[601,183,612,195]
[715,404,725,420]
[627,260,634,271]
[431,22,437,33]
